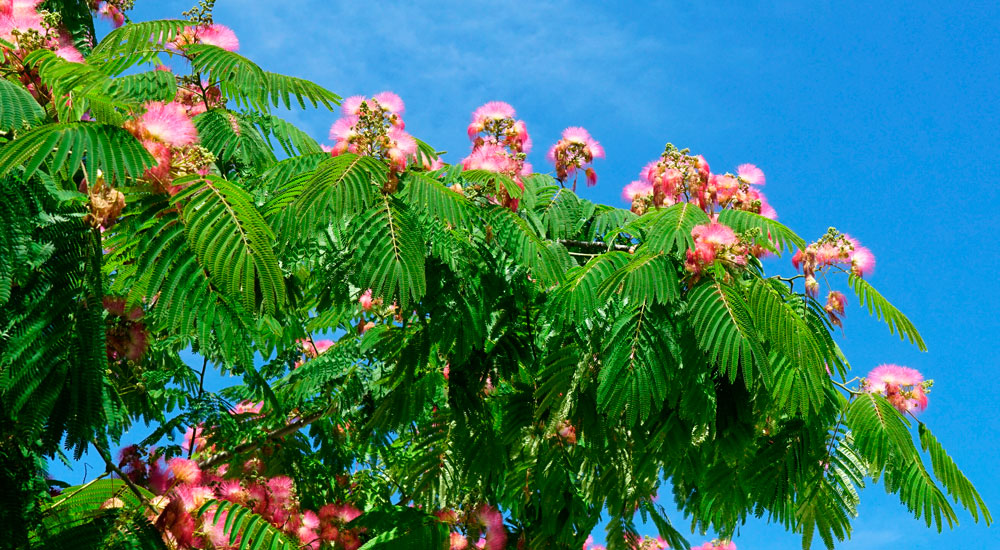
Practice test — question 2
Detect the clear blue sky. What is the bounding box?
[60,1,1000,548]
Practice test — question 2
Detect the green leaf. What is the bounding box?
[636,203,712,255]
[351,195,426,310]
[688,279,770,387]
[918,424,992,525]
[0,122,154,185]
[172,174,285,314]
[598,251,680,307]
[194,109,277,171]
[196,500,297,550]
[263,71,340,111]
[89,20,189,75]
[717,208,805,255]
[400,171,470,227]
[846,392,917,472]
[0,78,45,130]
[599,304,678,425]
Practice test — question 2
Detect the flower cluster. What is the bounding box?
[461,101,533,211]
[103,296,149,362]
[326,92,419,189]
[824,290,847,328]
[89,0,126,27]
[124,99,214,195]
[170,22,240,52]
[547,126,604,190]
[692,540,736,550]
[792,228,875,297]
[685,222,748,277]
[582,534,669,550]
[116,448,366,549]
[863,364,930,413]
[1,0,84,64]
[622,145,773,220]
[439,504,507,550]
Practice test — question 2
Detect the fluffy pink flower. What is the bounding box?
[184,23,239,51]
[692,222,738,248]
[131,102,198,147]
[95,1,124,27]
[845,236,875,277]
[359,289,374,311]
[204,506,235,549]
[462,143,517,173]
[737,163,765,186]
[865,364,928,413]
[450,532,469,550]
[471,101,516,124]
[218,480,248,503]
[340,95,367,117]
[267,476,295,504]
[167,457,202,484]
[622,180,653,202]
[476,504,506,550]
[53,38,84,62]
[229,400,263,416]
[548,126,603,188]
[372,91,405,115]
[328,116,358,141]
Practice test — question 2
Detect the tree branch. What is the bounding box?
[196,407,330,469]
[557,239,633,253]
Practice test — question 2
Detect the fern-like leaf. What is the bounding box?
[197,499,297,550]
[636,203,712,255]
[598,251,680,307]
[194,110,277,171]
[0,122,154,185]
[599,304,677,425]
[351,195,426,310]
[717,209,805,255]
[400,171,470,227]
[688,279,770,387]
[172,174,285,314]
[89,20,189,75]
[918,423,992,525]
[0,78,45,130]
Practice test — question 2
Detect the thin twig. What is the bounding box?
[197,406,332,469]
[557,239,632,253]
[92,439,157,515]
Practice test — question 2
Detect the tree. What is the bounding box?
[0,2,990,549]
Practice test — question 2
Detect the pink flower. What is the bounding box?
[825,290,847,327]
[622,180,653,202]
[266,476,295,503]
[548,126,603,188]
[167,457,202,484]
[691,222,738,248]
[471,101,516,124]
[177,23,240,51]
[865,364,928,413]
[737,163,765,186]
[372,91,405,115]
[229,400,263,416]
[130,102,198,147]
[475,504,506,550]
[95,1,124,27]
[844,235,875,277]
[359,289,374,311]
[450,532,469,550]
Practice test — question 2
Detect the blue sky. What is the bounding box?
[57,1,999,547]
